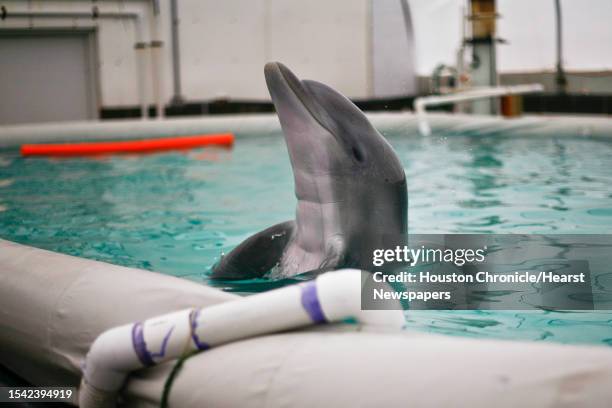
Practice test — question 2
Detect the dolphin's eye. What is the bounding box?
[351,145,365,163]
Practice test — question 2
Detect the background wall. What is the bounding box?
[0,0,384,112]
[0,0,420,115]
[0,0,162,110]
[0,30,98,124]
[1,0,611,122]
[179,0,371,101]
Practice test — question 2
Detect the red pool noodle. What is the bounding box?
[20,133,234,157]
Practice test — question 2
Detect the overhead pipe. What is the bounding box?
[79,270,405,408]
[0,8,150,119]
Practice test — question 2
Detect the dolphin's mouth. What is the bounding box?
[264,62,333,136]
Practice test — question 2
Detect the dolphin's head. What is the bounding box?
[264,62,405,189]
[212,63,408,280]
[265,62,407,267]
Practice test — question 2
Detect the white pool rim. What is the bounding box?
[2,112,612,148]
[1,239,612,407]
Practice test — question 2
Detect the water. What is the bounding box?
[1,131,611,346]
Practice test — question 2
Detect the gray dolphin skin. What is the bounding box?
[211,62,407,279]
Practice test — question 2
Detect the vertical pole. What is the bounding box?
[399,0,418,96]
[469,0,498,115]
[554,0,567,93]
[456,5,468,113]
[149,0,165,119]
[170,0,184,105]
[136,42,148,119]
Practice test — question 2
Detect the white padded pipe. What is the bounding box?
[79,269,404,407]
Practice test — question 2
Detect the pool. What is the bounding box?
[1,124,611,346]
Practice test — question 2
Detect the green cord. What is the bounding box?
[160,352,195,408]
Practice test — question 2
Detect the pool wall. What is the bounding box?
[2,112,612,148]
[0,239,235,387]
[1,239,612,407]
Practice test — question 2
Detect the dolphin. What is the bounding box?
[211,62,407,279]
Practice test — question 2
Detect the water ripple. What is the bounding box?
[1,133,612,346]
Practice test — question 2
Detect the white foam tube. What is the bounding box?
[79,269,404,407]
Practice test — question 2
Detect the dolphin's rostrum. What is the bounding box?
[211,62,407,279]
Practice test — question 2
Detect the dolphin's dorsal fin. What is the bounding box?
[210,221,295,280]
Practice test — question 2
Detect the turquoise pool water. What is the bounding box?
[1,131,611,346]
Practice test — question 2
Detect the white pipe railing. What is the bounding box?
[79,269,405,408]
[414,84,544,136]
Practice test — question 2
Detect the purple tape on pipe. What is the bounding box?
[190,309,210,350]
[132,322,155,367]
[300,281,327,324]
